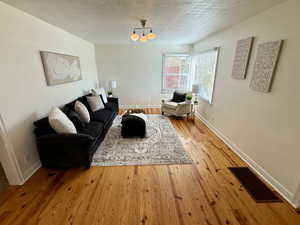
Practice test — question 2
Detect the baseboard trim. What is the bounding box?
[195,112,298,209]
[22,161,41,184]
[120,105,160,109]
[293,185,300,208]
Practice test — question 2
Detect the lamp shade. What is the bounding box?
[130,32,139,41]
[147,31,156,40]
[192,84,200,94]
[110,80,117,89]
[140,34,148,42]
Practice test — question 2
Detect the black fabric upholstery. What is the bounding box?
[33,95,119,169]
[107,97,119,104]
[65,99,77,111]
[36,133,94,168]
[90,109,114,127]
[33,117,56,137]
[34,117,52,130]
[106,97,119,113]
[121,115,146,138]
[62,107,86,131]
[172,91,186,103]
[80,121,104,138]
[79,95,93,112]
[105,102,118,112]
[65,94,93,112]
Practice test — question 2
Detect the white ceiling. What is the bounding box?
[3,0,286,44]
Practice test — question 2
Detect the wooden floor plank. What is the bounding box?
[0,108,299,225]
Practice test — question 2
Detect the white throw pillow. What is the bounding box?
[91,88,98,96]
[74,101,90,123]
[48,107,77,134]
[91,88,108,104]
[99,88,108,104]
[87,96,105,112]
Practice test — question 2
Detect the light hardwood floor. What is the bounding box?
[0,108,299,225]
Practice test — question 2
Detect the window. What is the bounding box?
[162,54,191,93]
[191,48,219,104]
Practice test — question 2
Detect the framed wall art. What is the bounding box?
[40,51,82,86]
[249,40,283,93]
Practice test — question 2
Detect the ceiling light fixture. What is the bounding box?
[140,32,147,42]
[130,19,156,42]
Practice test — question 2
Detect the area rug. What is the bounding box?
[92,114,192,166]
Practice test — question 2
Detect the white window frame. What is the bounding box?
[191,47,220,104]
[161,53,191,94]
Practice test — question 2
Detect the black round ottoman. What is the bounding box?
[121,114,146,138]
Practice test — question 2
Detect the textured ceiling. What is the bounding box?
[3,0,286,44]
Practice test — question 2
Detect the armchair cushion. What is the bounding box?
[161,99,191,117]
[163,101,179,110]
[172,91,186,103]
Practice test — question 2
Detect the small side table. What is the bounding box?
[188,102,198,119]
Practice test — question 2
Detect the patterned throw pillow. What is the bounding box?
[87,95,105,112]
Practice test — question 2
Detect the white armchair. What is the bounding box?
[161,99,191,117]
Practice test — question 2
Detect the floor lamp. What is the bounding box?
[192,84,200,104]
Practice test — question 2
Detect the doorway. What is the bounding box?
[0,113,24,186]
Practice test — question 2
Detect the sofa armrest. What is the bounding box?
[176,102,191,113]
[37,133,94,145]
[107,97,119,104]
[36,133,95,167]
[161,99,172,104]
[177,101,190,106]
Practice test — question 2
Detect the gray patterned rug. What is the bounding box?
[92,114,192,167]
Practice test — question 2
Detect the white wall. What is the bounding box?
[193,0,300,206]
[0,2,98,181]
[95,44,191,107]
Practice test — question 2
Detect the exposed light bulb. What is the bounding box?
[147,30,156,40]
[140,33,148,42]
[130,31,139,41]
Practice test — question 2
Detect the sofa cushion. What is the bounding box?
[79,121,104,138]
[163,101,178,110]
[90,109,114,126]
[66,95,92,112]
[34,117,56,137]
[172,91,186,103]
[62,107,86,131]
[34,117,53,129]
[65,99,77,111]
